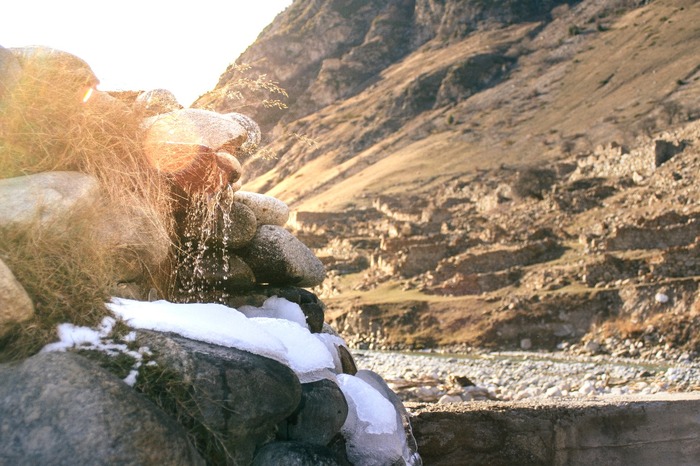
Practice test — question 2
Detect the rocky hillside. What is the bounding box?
[196,0,700,356]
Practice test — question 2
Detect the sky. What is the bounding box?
[1,0,292,105]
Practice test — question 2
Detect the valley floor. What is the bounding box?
[353,348,700,405]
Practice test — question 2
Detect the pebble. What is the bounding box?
[352,350,700,403]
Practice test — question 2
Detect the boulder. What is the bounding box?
[178,250,257,298]
[135,88,183,116]
[143,108,249,193]
[96,202,171,282]
[235,190,290,226]
[278,379,349,446]
[0,352,204,465]
[226,113,262,155]
[144,108,248,152]
[136,331,302,465]
[211,200,258,249]
[252,441,346,466]
[226,286,326,332]
[0,171,101,232]
[236,225,326,287]
[0,258,34,337]
[142,142,242,193]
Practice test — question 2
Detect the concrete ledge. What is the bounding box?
[409,393,700,465]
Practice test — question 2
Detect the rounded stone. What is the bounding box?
[177,250,256,299]
[278,379,349,446]
[135,89,182,116]
[0,171,101,232]
[252,441,344,466]
[0,352,204,465]
[235,225,325,287]
[212,201,258,249]
[234,191,290,227]
[0,258,34,338]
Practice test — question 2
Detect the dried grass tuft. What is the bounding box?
[0,53,175,360]
[0,214,114,361]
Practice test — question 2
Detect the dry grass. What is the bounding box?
[0,50,175,361]
[0,217,114,361]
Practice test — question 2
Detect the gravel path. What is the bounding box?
[352,350,700,404]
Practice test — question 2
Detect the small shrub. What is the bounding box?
[512,167,557,200]
[568,24,582,36]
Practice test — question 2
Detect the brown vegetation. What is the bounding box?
[0,55,174,360]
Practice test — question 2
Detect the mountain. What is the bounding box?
[195,0,700,357]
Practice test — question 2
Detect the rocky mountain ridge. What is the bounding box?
[196,0,700,356]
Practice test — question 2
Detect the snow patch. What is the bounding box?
[108,297,335,382]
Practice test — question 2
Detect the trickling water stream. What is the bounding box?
[174,186,240,303]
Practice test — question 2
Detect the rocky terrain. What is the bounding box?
[195,0,700,359]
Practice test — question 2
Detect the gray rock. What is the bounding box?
[252,441,345,466]
[0,352,204,465]
[225,286,326,332]
[0,45,21,100]
[143,109,249,193]
[226,113,262,154]
[144,108,248,153]
[338,345,358,375]
[236,225,326,287]
[279,379,349,446]
[0,257,34,337]
[179,250,257,298]
[96,202,172,282]
[0,171,101,232]
[137,331,302,465]
[411,393,700,466]
[214,200,258,248]
[135,88,183,116]
[235,190,290,226]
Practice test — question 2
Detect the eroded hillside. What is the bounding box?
[196,0,700,356]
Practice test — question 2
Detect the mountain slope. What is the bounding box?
[195,0,700,356]
[197,0,700,212]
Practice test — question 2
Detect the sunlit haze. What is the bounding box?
[1,0,292,105]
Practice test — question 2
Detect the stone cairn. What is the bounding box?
[0,46,420,465]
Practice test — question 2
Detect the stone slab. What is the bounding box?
[409,393,700,465]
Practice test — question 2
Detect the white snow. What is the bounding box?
[238,296,308,329]
[107,298,286,356]
[107,297,335,382]
[337,373,397,435]
[41,316,144,386]
[315,332,349,374]
[250,317,335,382]
[41,316,116,352]
[337,373,407,466]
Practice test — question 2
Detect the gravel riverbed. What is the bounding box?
[352,350,700,404]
